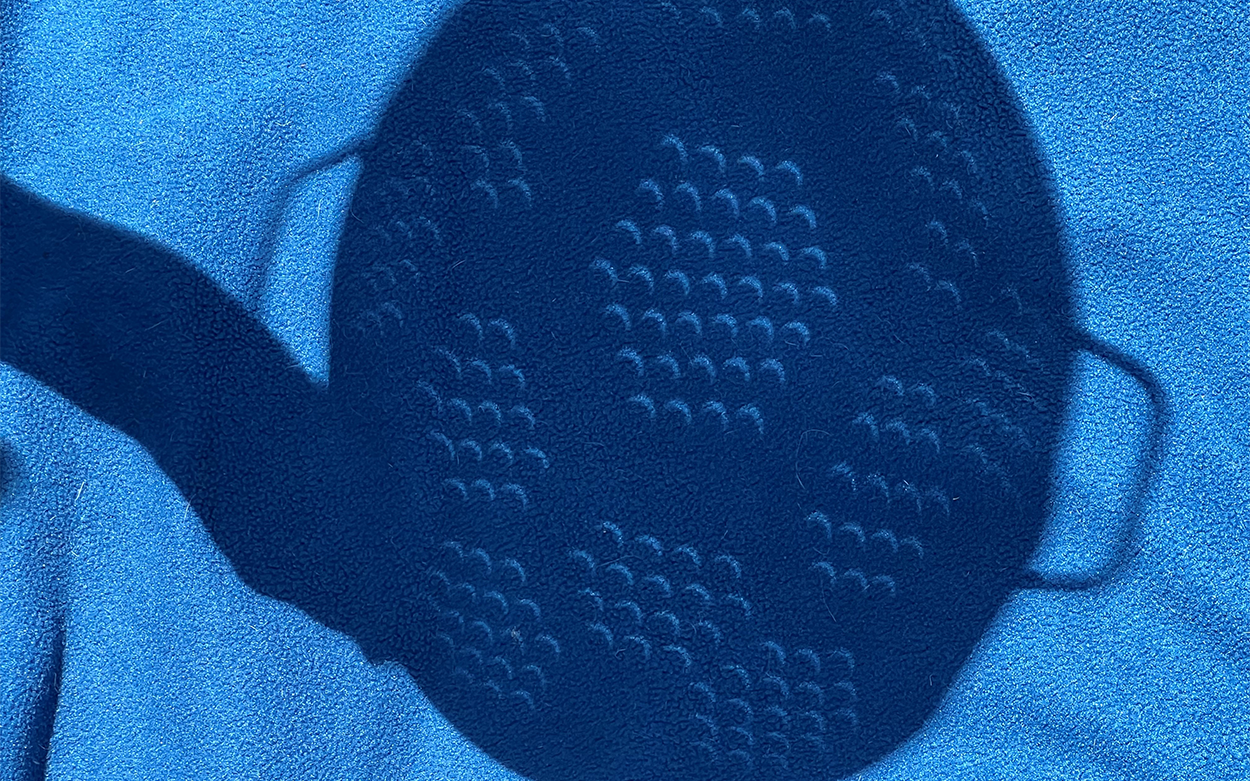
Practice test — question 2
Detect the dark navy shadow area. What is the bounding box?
[1,1,1165,780]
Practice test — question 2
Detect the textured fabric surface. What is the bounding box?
[2,1,1248,780]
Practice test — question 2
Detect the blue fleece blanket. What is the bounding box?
[2,1,1247,780]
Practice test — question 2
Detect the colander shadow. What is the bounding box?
[1,1,1165,779]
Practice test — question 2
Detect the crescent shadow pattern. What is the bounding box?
[0,1,1166,780]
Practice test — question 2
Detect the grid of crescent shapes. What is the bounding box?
[592,134,835,438]
[636,1,1042,489]
[428,541,557,713]
[426,314,545,515]
[688,638,859,773]
[350,18,590,331]
[567,522,856,770]
[865,0,1050,436]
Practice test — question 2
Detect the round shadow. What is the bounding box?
[329,0,1075,779]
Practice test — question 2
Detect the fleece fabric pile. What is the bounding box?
[2,1,1247,780]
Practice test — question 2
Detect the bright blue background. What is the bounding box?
[2,1,1247,778]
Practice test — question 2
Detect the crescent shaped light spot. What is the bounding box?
[569,548,596,573]
[747,316,774,344]
[652,226,680,258]
[701,274,728,301]
[696,621,724,647]
[637,179,664,208]
[588,622,614,650]
[600,521,624,548]
[723,357,751,383]
[641,309,668,338]
[489,441,514,466]
[613,600,643,625]
[655,354,682,379]
[574,25,601,50]
[724,234,752,261]
[674,546,703,568]
[662,645,693,669]
[715,554,742,581]
[650,609,681,636]
[436,349,462,380]
[811,286,837,310]
[712,314,738,339]
[806,511,831,541]
[497,365,525,390]
[484,592,509,617]
[501,483,529,511]
[444,479,468,501]
[900,537,925,560]
[660,133,688,168]
[799,246,827,271]
[457,439,483,462]
[698,145,727,175]
[458,313,483,341]
[760,359,785,384]
[521,95,546,122]
[683,583,712,606]
[692,356,717,382]
[761,241,789,264]
[487,319,517,350]
[617,348,645,377]
[471,179,499,210]
[510,405,535,430]
[603,304,632,330]
[430,432,455,460]
[736,405,764,434]
[663,399,693,425]
[522,447,549,469]
[501,557,526,585]
[812,561,838,586]
[840,524,870,547]
[449,398,474,424]
[470,479,495,502]
[542,56,571,85]
[737,276,764,301]
[775,160,802,187]
[795,648,821,676]
[748,197,778,227]
[515,599,541,623]
[614,219,642,245]
[689,231,716,261]
[701,400,728,429]
[628,394,657,419]
[454,109,483,141]
[713,188,739,219]
[503,178,533,208]
[870,575,897,597]
[534,634,561,658]
[738,155,765,180]
[788,206,817,231]
[761,640,787,667]
[468,359,492,384]
[521,663,547,692]
[781,321,810,348]
[416,381,442,413]
[606,563,636,588]
[871,529,900,553]
[591,258,618,284]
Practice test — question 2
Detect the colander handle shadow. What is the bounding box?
[1019,330,1168,592]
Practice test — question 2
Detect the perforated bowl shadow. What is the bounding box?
[328,0,1086,778]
